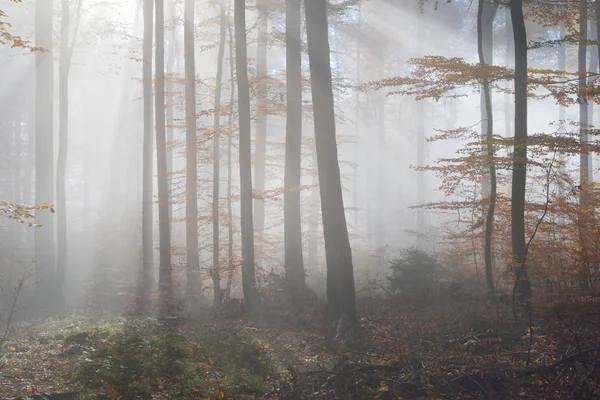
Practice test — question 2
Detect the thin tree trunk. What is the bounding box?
[478,0,497,303]
[305,0,356,323]
[589,19,597,179]
[307,141,319,272]
[166,0,175,228]
[510,0,530,303]
[156,0,172,315]
[353,7,361,236]
[184,0,200,304]
[579,0,590,290]
[142,0,154,303]
[35,0,57,311]
[212,1,227,307]
[558,23,566,128]
[225,9,235,301]
[284,0,306,297]
[254,0,268,261]
[235,0,260,312]
[504,7,513,138]
[377,89,385,247]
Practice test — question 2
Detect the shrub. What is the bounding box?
[388,247,437,298]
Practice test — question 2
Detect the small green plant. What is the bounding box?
[388,247,437,298]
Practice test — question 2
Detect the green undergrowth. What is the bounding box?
[72,318,279,399]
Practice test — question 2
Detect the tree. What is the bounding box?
[141,0,154,303]
[155,0,172,314]
[35,0,56,310]
[211,0,227,307]
[283,0,306,297]
[511,0,530,303]
[254,0,268,259]
[235,0,260,312]
[57,0,83,309]
[478,0,498,302]
[305,0,356,323]
[184,0,200,304]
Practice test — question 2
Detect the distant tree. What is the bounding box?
[155,0,172,314]
[235,0,260,312]
[35,0,56,310]
[305,0,356,324]
[184,0,200,304]
[211,0,227,307]
[283,0,306,297]
[141,0,154,303]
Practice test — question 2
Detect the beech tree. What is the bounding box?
[235,0,260,312]
[305,0,356,323]
[283,0,306,297]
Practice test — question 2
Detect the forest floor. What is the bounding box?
[1,296,600,399]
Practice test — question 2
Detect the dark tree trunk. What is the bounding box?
[156,0,172,315]
[212,0,227,307]
[184,0,201,304]
[284,0,306,297]
[141,0,154,303]
[254,0,268,261]
[478,0,497,303]
[305,0,356,323]
[510,0,530,303]
[235,0,260,312]
[35,0,57,311]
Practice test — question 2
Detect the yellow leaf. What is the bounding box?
[9,346,16,351]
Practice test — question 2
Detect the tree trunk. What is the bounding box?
[307,142,319,273]
[254,0,268,262]
[141,0,154,303]
[558,23,566,128]
[35,0,57,311]
[478,0,497,303]
[504,7,513,138]
[225,12,235,301]
[184,0,200,304]
[212,1,227,307]
[579,0,590,290]
[305,0,356,323]
[589,19,597,179]
[156,0,172,315]
[284,0,306,297]
[353,7,361,236]
[510,0,530,303]
[235,0,260,312]
[166,0,176,229]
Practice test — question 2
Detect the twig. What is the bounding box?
[516,346,600,377]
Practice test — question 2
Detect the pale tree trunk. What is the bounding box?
[166,0,176,228]
[35,0,57,311]
[307,142,319,272]
[504,7,513,138]
[57,0,83,310]
[416,18,425,248]
[254,0,268,262]
[225,11,235,301]
[376,89,385,247]
[510,0,530,303]
[478,0,497,303]
[558,23,566,128]
[141,0,154,303]
[235,0,260,312]
[284,0,306,297]
[589,19,597,180]
[305,0,356,324]
[156,0,172,315]
[184,0,201,303]
[353,7,361,236]
[212,0,227,307]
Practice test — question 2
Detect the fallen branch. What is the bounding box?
[515,346,600,377]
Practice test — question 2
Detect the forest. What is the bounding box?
[1,0,600,398]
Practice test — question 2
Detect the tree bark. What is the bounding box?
[284,0,306,297]
[35,0,57,311]
[166,0,176,229]
[478,0,497,303]
[225,10,235,301]
[235,0,260,312]
[156,0,172,315]
[212,0,227,307]
[510,0,530,303]
[305,0,356,323]
[184,0,200,304]
[142,0,154,303]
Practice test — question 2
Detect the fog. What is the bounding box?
[0,0,597,312]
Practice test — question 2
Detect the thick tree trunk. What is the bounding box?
[35,0,57,311]
[156,0,172,315]
[212,1,227,307]
[184,0,200,303]
[478,0,497,303]
[510,0,530,303]
[504,7,513,138]
[141,0,154,302]
[353,9,361,236]
[284,0,306,297]
[235,0,260,312]
[254,0,268,260]
[305,0,356,323]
